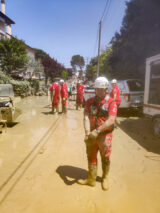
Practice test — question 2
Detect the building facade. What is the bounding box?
[0,0,14,39]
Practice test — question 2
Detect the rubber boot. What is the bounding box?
[76,103,78,110]
[63,106,67,113]
[77,164,97,187]
[101,158,110,191]
[51,106,54,114]
[62,105,64,113]
[56,107,59,114]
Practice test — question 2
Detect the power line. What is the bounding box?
[100,0,110,21]
[102,0,112,27]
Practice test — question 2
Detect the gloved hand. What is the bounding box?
[63,97,66,101]
[88,129,100,140]
[84,135,89,143]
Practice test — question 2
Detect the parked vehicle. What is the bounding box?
[83,79,144,111]
[83,84,95,103]
[143,54,160,137]
[0,84,15,123]
[116,79,144,110]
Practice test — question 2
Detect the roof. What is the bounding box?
[0,11,15,25]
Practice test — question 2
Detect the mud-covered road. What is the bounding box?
[0,96,160,213]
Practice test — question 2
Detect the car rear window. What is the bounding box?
[127,80,144,91]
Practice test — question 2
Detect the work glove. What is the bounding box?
[84,135,89,143]
[88,129,100,140]
[62,97,66,101]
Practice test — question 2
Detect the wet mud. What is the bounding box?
[0,96,160,213]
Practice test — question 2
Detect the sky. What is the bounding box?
[5,0,127,68]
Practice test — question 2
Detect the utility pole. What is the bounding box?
[97,20,102,77]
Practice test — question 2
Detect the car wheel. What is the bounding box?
[153,117,160,138]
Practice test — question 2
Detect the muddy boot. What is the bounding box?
[101,158,110,191]
[62,105,64,113]
[56,107,59,114]
[63,106,67,113]
[76,103,78,110]
[51,107,54,114]
[77,164,97,187]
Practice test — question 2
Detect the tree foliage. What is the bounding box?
[70,55,85,71]
[109,0,160,79]
[34,49,66,84]
[35,48,49,60]
[86,47,112,80]
[0,37,29,74]
[41,56,65,84]
[61,70,68,80]
[86,0,160,80]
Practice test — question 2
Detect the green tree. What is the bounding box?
[70,55,85,72]
[35,48,49,60]
[61,70,68,80]
[85,47,113,80]
[0,37,29,74]
[109,0,160,79]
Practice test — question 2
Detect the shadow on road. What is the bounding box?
[7,122,19,128]
[118,116,160,155]
[43,104,51,109]
[56,165,101,185]
[118,108,142,118]
[41,112,53,115]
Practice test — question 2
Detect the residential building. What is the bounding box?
[0,0,15,39]
[0,0,44,80]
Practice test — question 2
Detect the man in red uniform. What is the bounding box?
[49,80,60,114]
[60,79,68,113]
[110,79,121,109]
[77,77,117,190]
[76,81,85,110]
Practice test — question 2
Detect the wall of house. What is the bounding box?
[0,20,5,31]
[27,49,35,60]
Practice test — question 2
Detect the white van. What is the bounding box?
[143,54,160,137]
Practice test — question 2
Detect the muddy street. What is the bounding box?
[0,96,160,213]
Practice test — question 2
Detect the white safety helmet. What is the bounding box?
[111,79,117,84]
[60,79,64,83]
[77,80,81,84]
[94,77,109,89]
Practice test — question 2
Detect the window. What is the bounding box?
[148,63,160,105]
[127,80,144,91]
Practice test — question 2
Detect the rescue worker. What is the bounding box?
[49,80,60,114]
[110,79,121,109]
[76,81,85,110]
[77,77,117,190]
[60,79,68,113]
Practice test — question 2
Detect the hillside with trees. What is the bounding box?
[86,0,160,80]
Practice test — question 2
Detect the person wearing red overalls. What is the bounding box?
[76,81,85,110]
[49,80,60,114]
[60,79,68,113]
[110,79,121,109]
[77,77,117,191]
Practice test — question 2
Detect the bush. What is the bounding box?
[0,72,12,83]
[10,79,30,96]
[30,79,40,94]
